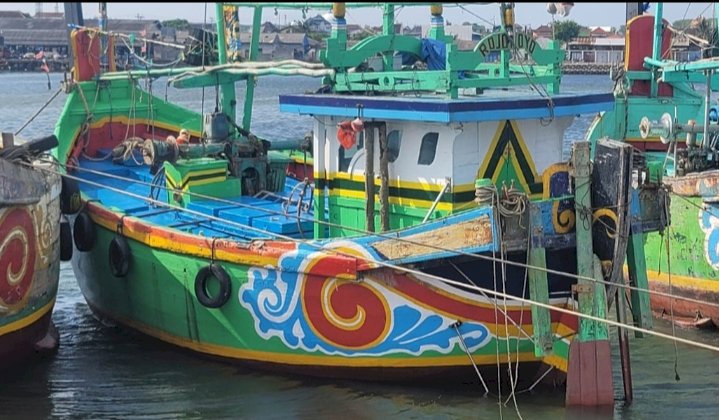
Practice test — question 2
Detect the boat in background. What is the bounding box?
[53,2,665,406]
[0,133,64,370]
[586,3,719,328]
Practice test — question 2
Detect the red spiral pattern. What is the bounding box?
[302,257,389,349]
[0,208,36,306]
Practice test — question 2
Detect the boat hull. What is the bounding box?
[71,202,577,381]
[0,160,61,370]
[589,105,719,327]
[642,195,719,327]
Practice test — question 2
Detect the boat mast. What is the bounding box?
[214,3,237,125]
[243,6,263,131]
[99,2,108,71]
[650,3,663,97]
[625,3,644,21]
[63,3,84,63]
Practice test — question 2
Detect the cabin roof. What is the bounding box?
[279,93,614,123]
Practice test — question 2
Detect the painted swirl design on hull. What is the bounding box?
[240,242,490,357]
[302,257,391,350]
[700,204,719,269]
[0,208,36,309]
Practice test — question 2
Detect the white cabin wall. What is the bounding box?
[515,116,573,176]
[452,117,574,188]
[452,122,481,188]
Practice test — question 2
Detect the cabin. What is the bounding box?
[279,93,609,237]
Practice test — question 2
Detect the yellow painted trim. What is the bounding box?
[476,120,542,199]
[0,298,55,336]
[327,187,454,212]
[166,167,227,187]
[165,173,227,192]
[541,163,570,199]
[88,209,280,268]
[543,352,569,373]
[329,171,475,193]
[100,303,541,367]
[647,269,719,293]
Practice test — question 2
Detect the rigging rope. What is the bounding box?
[49,160,719,313]
[23,162,719,357]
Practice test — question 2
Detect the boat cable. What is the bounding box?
[451,321,490,396]
[58,162,719,314]
[665,195,681,382]
[508,38,555,127]
[24,162,719,356]
[14,87,63,136]
[507,216,530,415]
[117,36,185,69]
[491,190,503,418]
[69,24,186,50]
[49,159,719,313]
[70,82,114,162]
[499,194,522,419]
[448,261,537,344]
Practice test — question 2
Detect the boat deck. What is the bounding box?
[76,156,316,242]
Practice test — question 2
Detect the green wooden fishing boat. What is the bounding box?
[586,3,719,328]
[54,2,665,405]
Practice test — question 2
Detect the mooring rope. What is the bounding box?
[14,87,63,136]
[50,159,719,314]
[52,158,719,316]
[40,166,719,352]
[451,321,490,396]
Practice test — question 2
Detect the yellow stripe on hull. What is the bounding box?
[94,302,541,368]
[0,299,55,336]
[647,269,719,293]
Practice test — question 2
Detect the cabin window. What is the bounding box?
[418,132,439,165]
[338,131,364,172]
[387,130,401,163]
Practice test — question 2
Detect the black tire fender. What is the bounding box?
[60,219,73,262]
[109,235,131,277]
[61,176,82,215]
[73,210,96,252]
[194,263,232,308]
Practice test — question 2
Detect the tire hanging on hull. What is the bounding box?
[194,263,232,308]
[60,176,82,215]
[73,210,96,252]
[109,235,131,277]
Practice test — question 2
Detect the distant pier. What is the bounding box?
[562,62,612,75]
[0,59,69,72]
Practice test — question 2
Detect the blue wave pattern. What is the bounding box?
[700,204,719,269]
[239,245,492,356]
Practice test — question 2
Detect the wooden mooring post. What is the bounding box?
[565,142,614,406]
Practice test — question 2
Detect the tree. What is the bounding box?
[553,20,581,44]
[162,19,190,30]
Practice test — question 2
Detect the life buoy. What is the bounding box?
[61,176,82,215]
[73,211,96,252]
[194,263,231,308]
[60,219,73,261]
[109,235,131,277]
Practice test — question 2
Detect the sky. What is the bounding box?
[3,3,717,30]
